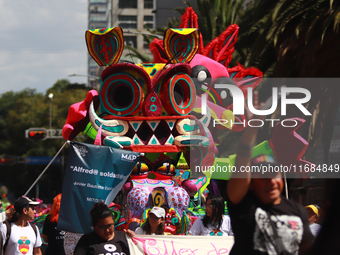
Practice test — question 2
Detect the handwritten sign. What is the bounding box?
[127,235,234,255]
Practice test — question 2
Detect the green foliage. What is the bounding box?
[267,0,340,45]
[0,80,90,200]
[121,0,339,76]
[193,0,245,43]
[235,0,340,76]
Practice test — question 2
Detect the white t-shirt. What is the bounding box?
[0,222,42,255]
[135,227,147,235]
[0,212,7,223]
[309,223,321,236]
[134,227,166,235]
[189,216,233,236]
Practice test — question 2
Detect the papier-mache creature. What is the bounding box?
[63,7,315,232]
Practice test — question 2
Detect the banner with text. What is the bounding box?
[128,235,234,255]
[58,141,140,234]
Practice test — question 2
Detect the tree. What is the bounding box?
[235,0,340,160]
[186,0,246,45]
[0,80,90,201]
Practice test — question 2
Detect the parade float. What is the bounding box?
[60,7,314,237]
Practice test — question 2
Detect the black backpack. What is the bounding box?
[0,220,37,255]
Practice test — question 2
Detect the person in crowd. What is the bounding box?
[41,194,65,255]
[0,196,42,255]
[305,204,321,237]
[189,195,233,236]
[226,91,314,254]
[0,204,15,223]
[74,201,130,255]
[134,207,166,235]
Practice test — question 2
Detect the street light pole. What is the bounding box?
[48,93,54,129]
[68,74,100,80]
[68,73,101,90]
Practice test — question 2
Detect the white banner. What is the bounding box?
[127,235,234,255]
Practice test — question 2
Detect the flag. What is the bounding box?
[58,141,140,233]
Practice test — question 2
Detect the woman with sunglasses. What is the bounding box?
[189,195,233,236]
[134,207,166,235]
[74,201,130,255]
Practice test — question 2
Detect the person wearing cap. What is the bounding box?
[74,201,130,255]
[0,196,42,255]
[305,204,321,236]
[134,207,166,235]
[226,91,314,255]
[189,195,233,236]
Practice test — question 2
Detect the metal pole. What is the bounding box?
[24,141,69,197]
[35,183,39,199]
[49,100,52,129]
[283,172,289,199]
[48,93,53,129]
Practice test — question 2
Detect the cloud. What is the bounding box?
[0,0,89,95]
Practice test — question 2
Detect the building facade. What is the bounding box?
[88,0,110,88]
[155,0,197,27]
[111,0,155,59]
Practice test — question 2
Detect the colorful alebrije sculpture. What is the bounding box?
[62,7,265,230]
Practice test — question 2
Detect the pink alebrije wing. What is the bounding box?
[126,187,149,217]
[85,27,124,66]
[269,118,312,166]
[62,90,99,140]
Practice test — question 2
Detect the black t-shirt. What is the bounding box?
[74,230,130,255]
[42,215,66,255]
[227,192,314,255]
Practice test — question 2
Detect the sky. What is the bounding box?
[0,0,88,95]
